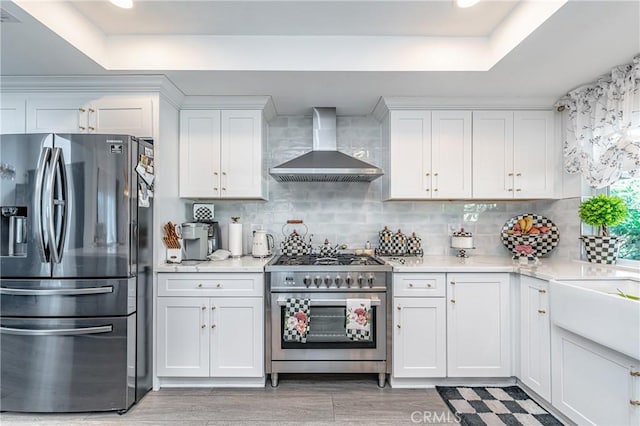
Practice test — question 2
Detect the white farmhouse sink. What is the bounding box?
[550,278,640,360]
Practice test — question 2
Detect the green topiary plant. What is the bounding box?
[579,194,628,237]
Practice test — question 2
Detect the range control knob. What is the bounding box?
[367,274,375,287]
[324,275,332,287]
[303,275,311,287]
[357,275,365,287]
[335,275,343,288]
[345,275,353,287]
[314,276,322,287]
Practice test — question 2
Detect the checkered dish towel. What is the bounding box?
[346,299,372,341]
[283,298,310,343]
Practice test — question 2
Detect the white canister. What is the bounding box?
[451,228,473,249]
[228,218,243,257]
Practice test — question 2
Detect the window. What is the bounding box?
[609,177,640,261]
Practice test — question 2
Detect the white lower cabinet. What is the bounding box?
[393,297,446,377]
[520,276,551,401]
[552,326,640,425]
[156,273,264,380]
[447,273,511,377]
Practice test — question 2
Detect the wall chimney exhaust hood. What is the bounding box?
[269,107,384,182]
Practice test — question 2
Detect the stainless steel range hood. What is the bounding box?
[269,107,384,182]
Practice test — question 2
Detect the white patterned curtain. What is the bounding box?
[556,55,640,188]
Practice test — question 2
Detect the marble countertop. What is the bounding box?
[156,255,274,273]
[156,253,638,282]
[384,255,639,281]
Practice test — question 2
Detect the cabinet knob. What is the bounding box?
[201,324,206,329]
[630,400,640,406]
[396,324,401,329]
[397,305,402,310]
[427,284,432,288]
[516,173,522,177]
[538,309,546,314]
[222,188,226,191]
[516,188,522,192]
[88,126,95,131]
[214,187,218,191]
[214,172,218,176]
[79,107,86,112]
[538,289,547,294]
[216,283,222,288]
[198,283,203,288]
[79,126,86,130]
[211,324,216,329]
[434,173,438,177]
[508,188,513,192]
[201,306,206,310]
[426,188,430,192]
[408,283,413,287]
[222,172,227,176]
[212,306,216,310]
[450,281,455,285]
[433,188,438,192]
[425,173,430,176]
[508,173,514,177]
[88,108,95,113]
[630,371,640,377]
[450,299,456,304]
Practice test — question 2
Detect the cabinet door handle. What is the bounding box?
[201,306,206,310]
[201,324,206,329]
[630,400,640,406]
[396,324,401,329]
[79,107,86,112]
[211,324,216,329]
[212,306,216,310]
[516,188,522,192]
[631,371,640,377]
[88,126,95,131]
[222,188,226,191]
[508,188,513,192]
[516,173,522,177]
[450,299,456,304]
[79,126,86,130]
[538,309,546,314]
[88,108,95,113]
[508,173,514,177]
[450,281,455,285]
[425,173,430,176]
[538,289,547,293]
[397,305,402,310]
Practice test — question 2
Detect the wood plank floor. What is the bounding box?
[1,374,458,425]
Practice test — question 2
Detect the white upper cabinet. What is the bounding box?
[0,95,26,134]
[431,111,472,198]
[473,110,555,199]
[180,109,266,200]
[25,95,153,137]
[386,110,471,200]
[179,110,222,199]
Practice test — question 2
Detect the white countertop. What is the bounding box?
[156,255,274,273]
[156,253,638,282]
[384,255,639,281]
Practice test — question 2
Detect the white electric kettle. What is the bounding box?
[252,230,274,257]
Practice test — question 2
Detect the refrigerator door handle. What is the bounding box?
[0,325,113,336]
[0,286,113,296]
[47,147,68,264]
[34,146,52,261]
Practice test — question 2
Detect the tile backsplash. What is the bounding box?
[206,115,581,259]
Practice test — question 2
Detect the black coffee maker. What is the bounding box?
[192,203,220,254]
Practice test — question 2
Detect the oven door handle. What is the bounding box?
[276,297,381,307]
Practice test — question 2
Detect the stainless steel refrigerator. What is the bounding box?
[0,133,153,413]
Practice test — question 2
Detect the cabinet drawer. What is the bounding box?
[158,273,263,297]
[393,273,445,297]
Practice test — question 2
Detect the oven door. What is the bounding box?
[270,292,386,361]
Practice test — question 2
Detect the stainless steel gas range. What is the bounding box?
[265,254,392,387]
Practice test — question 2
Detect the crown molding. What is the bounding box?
[0,75,185,108]
[181,95,277,121]
[372,96,557,121]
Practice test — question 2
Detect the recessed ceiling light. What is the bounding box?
[457,0,481,8]
[109,0,133,9]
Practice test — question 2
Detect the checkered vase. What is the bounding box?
[581,235,621,264]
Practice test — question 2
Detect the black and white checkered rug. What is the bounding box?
[436,386,563,426]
